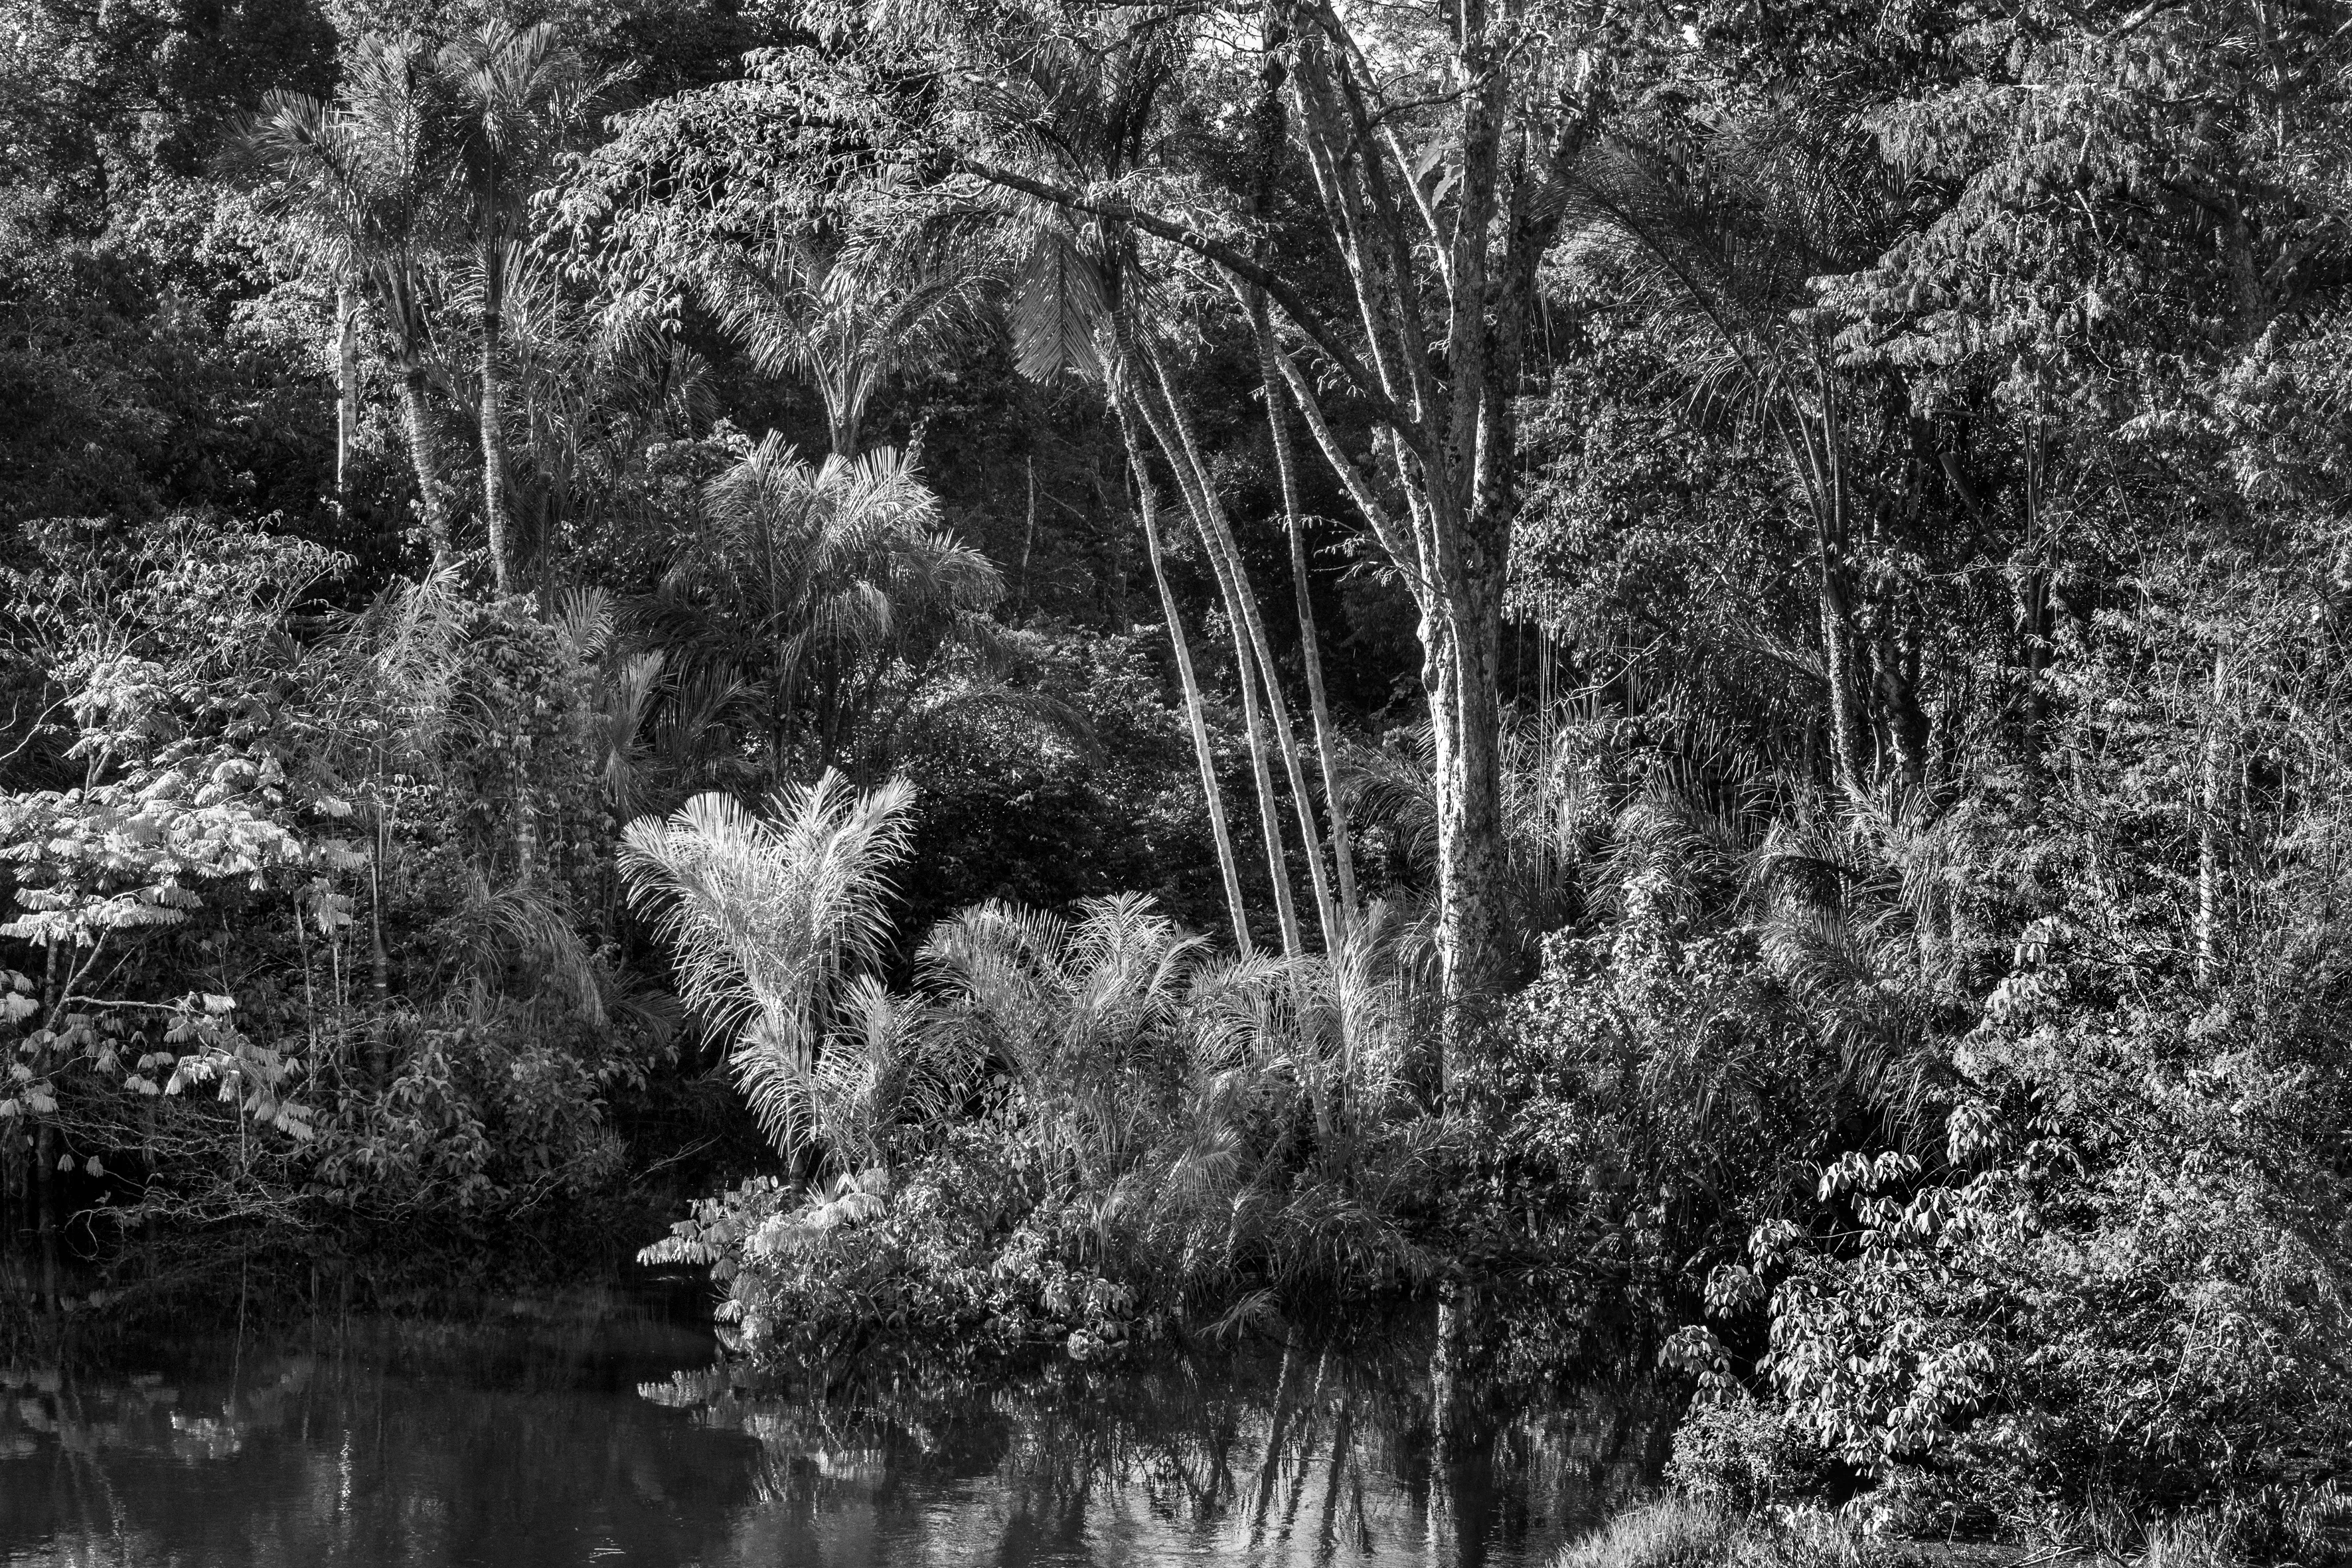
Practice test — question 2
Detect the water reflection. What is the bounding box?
[0,1296,1662,1567]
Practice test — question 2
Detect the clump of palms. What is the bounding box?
[234,34,460,561]
[438,17,615,593]
[618,770,967,1169]
[1127,909,1445,1313]
[627,772,1445,1345]
[649,437,1006,781]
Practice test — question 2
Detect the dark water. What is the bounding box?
[0,1291,1663,1567]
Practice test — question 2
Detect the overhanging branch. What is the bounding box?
[955,155,1398,420]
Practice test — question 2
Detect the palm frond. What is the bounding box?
[618,771,921,1155]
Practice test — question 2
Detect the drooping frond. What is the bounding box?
[1011,226,1107,384]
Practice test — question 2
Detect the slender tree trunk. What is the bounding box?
[396,358,454,570]
[1817,537,1866,801]
[336,282,360,514]
[513,760,537,882]
[1118,398,1253,953]
[480,241,515,595]
[2197,651,2227,987]
[1129,368,1307,962]
[1246,294,1360,926]
[1140,343,1338,949]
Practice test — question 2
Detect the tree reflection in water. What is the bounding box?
[647,1334,1667,1567]
[0,1298,1662,1567]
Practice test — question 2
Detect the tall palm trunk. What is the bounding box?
[1246,293,1359,924]
[1117,396,1253,953]
[1141,342,1340,948]
[1128,368,1307,962]
[479,239,516,594]
[396,349,454,569]
[335,283,360,513]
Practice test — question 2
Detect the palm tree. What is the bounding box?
[919,892,1206,1179]
[700,231,990,459]
[439,18,599,595]
[236,35,458,566]
[617,771,925,1160]
[969,13,1342,954]
[663,436,1004,779]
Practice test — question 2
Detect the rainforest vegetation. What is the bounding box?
[1,0,2349,1557]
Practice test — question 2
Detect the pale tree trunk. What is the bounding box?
[1275,0,1548,1024]
[1128,368,1308,963]
[1819,560,1865,800]
[1116,397,1254,954]
[369,816,392,1081]
[2197,651,2227,986]
[335,283,360,513]
[479,240,516,595]
[963,0,1585,1025]
[1140,343,1340,949]
[1245,291,1360,925]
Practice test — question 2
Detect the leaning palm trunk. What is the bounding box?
[1117,394,1253,954]
[1245,292,1358,925]
[1126,364,1306,963]
[1139,341,1338,949]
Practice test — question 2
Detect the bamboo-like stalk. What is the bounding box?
[1127,372,1306,963]
[1244,290,1359,925]
[1115,391,1254,954]
[1139,340,1340,949]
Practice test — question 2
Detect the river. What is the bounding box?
[0,1287,1664,1567]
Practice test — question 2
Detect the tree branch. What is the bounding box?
[953,156,1397,419]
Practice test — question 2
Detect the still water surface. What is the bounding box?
[0,1290,1660,1567]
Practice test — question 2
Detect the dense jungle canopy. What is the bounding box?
[2,0,2350,1555]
